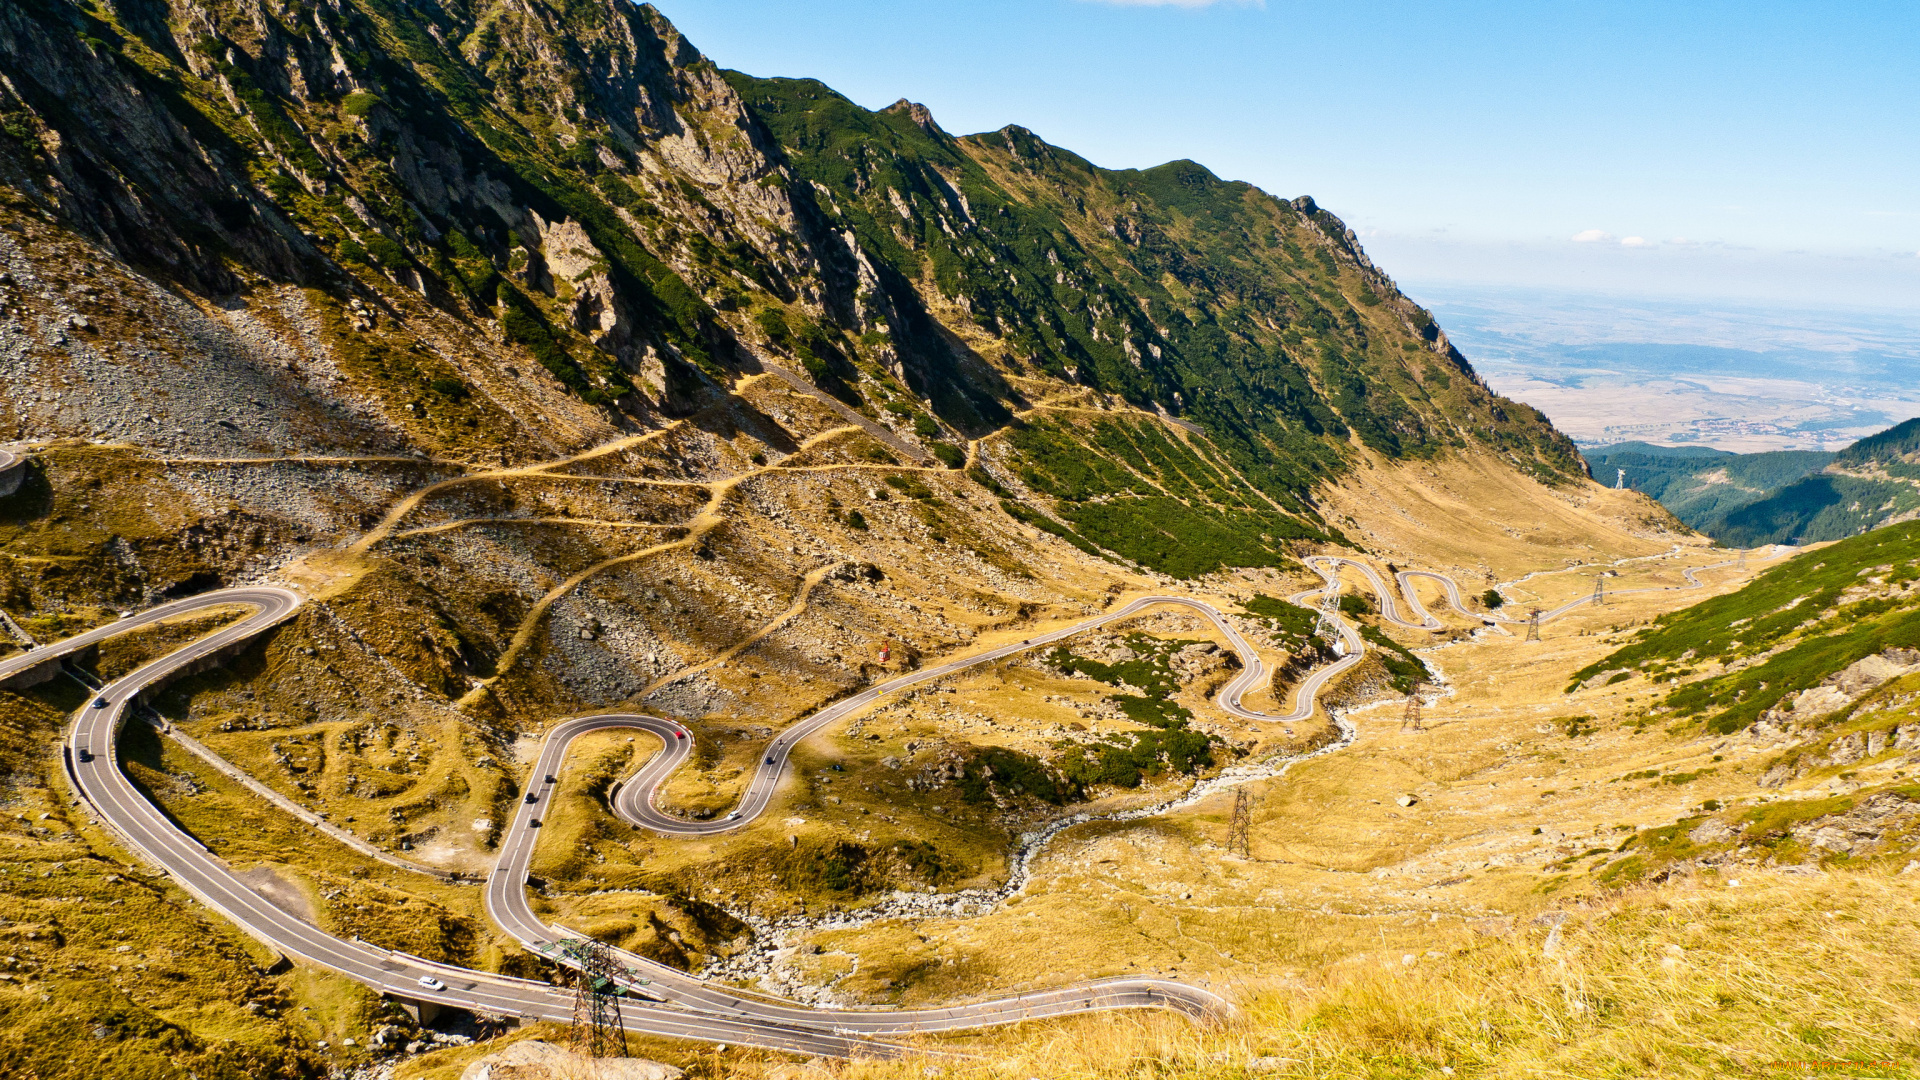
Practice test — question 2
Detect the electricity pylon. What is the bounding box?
[546,938,628,1059]
[1592,575,1606,606]
[1526,608,1543,642]
[1226,788,1254,857]
[1401,682,1425,732]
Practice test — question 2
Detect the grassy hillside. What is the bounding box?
[1571,519,1920,733]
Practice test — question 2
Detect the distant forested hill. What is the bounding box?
[1586,423,1920,546]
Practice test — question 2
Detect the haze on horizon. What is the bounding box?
[667,0,1919,312]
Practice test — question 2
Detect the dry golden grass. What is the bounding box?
[664,869,1920,1080]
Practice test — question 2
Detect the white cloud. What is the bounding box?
[1620,236,1651,247]
[1571,229,1613,243]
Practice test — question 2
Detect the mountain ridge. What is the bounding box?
[0,3,1698,1076]
[1587,418,1920,546]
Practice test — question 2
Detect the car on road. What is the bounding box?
[417,975,446,991]
[675,731,686,740]
[529,819,542,828]
[764,756,774,765]
[91,698,110,709]
[544,774,556,783]
[76,748,94,763]
[726,811,740,820]
[524,792,539,803]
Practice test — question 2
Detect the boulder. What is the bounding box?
[1825,731,1868,767]
[1687,819,1740,844]
[1794,793,1920,857]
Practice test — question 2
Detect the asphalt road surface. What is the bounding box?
[3,552,1750,1056]
[1,590,905,1058]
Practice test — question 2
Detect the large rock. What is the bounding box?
[459,1039,684,1080]
[1794,793,1920,857]
[1830,649,1920,695]
[1765,648,1920,728]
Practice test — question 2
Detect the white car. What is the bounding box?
[418,975,446,991]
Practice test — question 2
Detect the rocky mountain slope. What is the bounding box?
[0,0,1620,732]
[0,0,1694,1075]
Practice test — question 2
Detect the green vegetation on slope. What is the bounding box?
[1358,624,1428,694]
[1000,415,1322,578]
[1048,634,1219,788]
[1712,473,1920,547]
[1571,520,1920,733]
[1582,442,1832,533]
[1586,426,1920,547]
[728,71,1585,574]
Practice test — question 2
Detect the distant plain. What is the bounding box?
[1413,285,1920,453]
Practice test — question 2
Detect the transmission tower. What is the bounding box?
[1400,682,1425,732]
[1526,608,1543,642]
[1736,547,1748,570]
[1592,575,1606,606]
[1226,788,1254,857]
[554,939,628,1059]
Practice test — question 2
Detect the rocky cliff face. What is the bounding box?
[0,0,1615,742]
[0,0,1577,475]
[0,0,1614,714]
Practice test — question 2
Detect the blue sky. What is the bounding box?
[663,0,1919,309]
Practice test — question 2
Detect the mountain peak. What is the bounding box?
[884,98,945,135]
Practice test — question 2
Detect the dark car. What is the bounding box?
[524,792,539,804]
[765,757,774,765]
[544,774,556,784]
[529,819,542,828]
[91,698,110,710]
[76,748,94,763]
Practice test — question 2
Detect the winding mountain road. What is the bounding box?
[483,589,1374,1034]
[1310,553,1750,633]
[0,549,1747,1056]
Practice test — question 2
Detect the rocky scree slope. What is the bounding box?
[0,0,1603,856]
[0,0,1602,930]
[0,0,1580,542]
